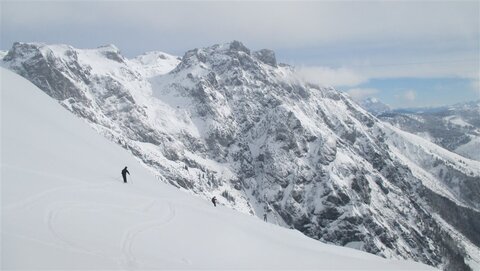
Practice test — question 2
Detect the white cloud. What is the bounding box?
[1,1,478,83]
[404,90,416,101]
[296,66,367,87]
[471,78,480,96]
[396,90,417,102]
[346,88,379,101]
[355,56,479,80]
[2,2,478,50]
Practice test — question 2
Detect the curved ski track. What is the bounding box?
[2,171,180,269]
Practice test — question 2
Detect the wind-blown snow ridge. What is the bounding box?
[1,67,435,270]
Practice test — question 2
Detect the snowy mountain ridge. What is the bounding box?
[2,41,479,270]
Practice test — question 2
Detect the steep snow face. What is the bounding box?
[3,41,479,270]
[2,67,438,270]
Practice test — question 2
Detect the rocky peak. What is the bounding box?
[135,51,170,64]
[171,41,282,90]
[96,44,124,63]
[228,40,251,55]
[97,44,120,52]
[3,42,42,62]
[3,42,126,65]
[176,41,279,71]
[253,49,277,67]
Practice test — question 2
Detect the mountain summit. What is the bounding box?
[2,41,479,270]
[360,97,391,115]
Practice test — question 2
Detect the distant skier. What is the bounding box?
[211,196,217,207]
[121,166,130,183]
[263,213,267,222]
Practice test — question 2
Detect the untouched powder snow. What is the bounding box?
[0,68,436,270]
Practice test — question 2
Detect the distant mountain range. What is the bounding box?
[359,97,391,115]
[359,98,480,161]
[2,41,479,270]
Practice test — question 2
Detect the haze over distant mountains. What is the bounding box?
[358,98,480,161]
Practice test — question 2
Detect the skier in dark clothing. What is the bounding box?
[211,196,217,207]
[121,166,130,183]
[263,213,267,222]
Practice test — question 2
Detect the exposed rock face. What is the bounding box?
[253,49,277,67]
[3,41,479,270]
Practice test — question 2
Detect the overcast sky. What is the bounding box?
[1,1,479,108]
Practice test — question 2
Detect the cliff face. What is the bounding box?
[3,41,479,270]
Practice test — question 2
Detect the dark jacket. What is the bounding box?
[122,167,130,176]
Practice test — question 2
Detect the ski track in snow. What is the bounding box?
[42,197,181,269]
[1,163,118,212]
[42,195,180,269]
[45,202,118,261]
[2,181,116,213]
[120,201,177,270]
[43,195,180,269]
[2,165,181,269]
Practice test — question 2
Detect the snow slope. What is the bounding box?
[1,68,435,269]
[131,51,180,78]
[456,137,480,161]
[381,122,480,210]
